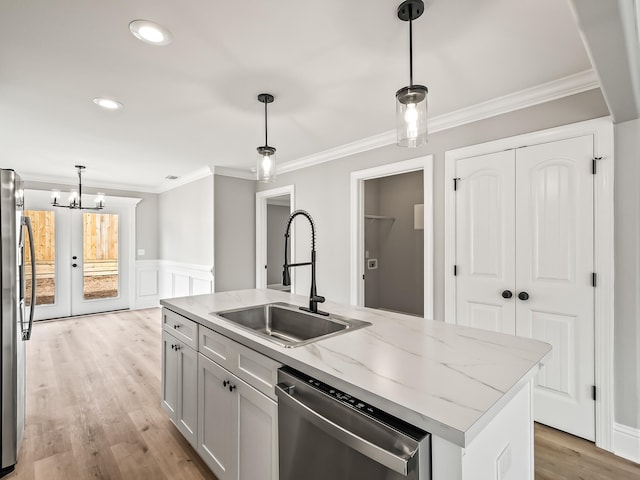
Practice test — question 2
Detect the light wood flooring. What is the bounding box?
[8,309,216,480]
[8,308,640,479]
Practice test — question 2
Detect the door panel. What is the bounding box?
[515,136,595,441]
[455,150,516,334]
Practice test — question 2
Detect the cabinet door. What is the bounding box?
[237,379,278,480]
[176,342,198,448]
[198,354,238,480]
[161,330,178,418]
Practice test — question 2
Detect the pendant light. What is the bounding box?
[256,93,276,183]
[396,0,428,148]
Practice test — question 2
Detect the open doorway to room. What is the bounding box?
[256,186,295,292]
[350,156,433,319]
[364,171,424,316]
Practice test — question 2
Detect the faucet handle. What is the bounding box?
[311,295,325,304]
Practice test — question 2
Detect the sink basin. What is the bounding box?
[210,302,371,348]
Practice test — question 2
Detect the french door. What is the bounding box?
[453,135,596,441]
[24,190,131,320]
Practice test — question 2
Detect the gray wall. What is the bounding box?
[214,174,255,292]
[365,171,424,316]
[23,180,159,260]
[614,118,640,429]
[257,89,609,321]
[158,175,214,265]
[267,203,290,285]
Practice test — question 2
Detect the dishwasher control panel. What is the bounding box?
[281,366,427,440]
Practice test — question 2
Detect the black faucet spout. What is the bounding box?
[282,210,328,316]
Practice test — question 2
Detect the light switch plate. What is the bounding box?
[367,259,378,270]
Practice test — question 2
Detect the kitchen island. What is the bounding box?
[161,289,551,480]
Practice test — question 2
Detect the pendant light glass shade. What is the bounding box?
[396,85,428,147]
[396,0,428,148]
[257,145,276,183]
[256,93,276,183]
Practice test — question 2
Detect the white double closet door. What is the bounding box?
[454,135,595,441]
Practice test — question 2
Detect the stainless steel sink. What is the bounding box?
[210,302,371,348]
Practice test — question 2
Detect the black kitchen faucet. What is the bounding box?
[282,210,328,316]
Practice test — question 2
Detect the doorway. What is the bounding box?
[256,186,295,292]
[350,156,434,319]
[363,171,424,316]
[24,189,139,320]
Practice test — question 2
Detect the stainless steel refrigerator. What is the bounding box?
[0,169,34,476]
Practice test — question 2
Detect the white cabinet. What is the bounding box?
[162,329,198,448]
[198,353,278,480]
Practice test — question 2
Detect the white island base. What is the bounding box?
[432,381,533,480]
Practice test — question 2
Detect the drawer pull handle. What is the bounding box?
[173,324,181,329]
[228,384,236,392]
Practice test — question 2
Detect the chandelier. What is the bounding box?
[51,165,105,210]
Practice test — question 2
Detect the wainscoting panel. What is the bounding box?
[135,260,214,309]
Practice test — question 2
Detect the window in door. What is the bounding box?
[24,209,56,307]
[82,212,119,300]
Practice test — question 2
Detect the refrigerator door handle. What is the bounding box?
[22,216,35,341]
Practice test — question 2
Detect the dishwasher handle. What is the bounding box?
[275,383,415,476]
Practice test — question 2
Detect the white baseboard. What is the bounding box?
[134,260,213,309]
[613,423,640,464]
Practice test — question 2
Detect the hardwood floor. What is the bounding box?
[535,423,640,480]
[8,308,640,479]
[8,309,216,480]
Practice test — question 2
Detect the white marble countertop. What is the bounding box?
[160,289,551,447]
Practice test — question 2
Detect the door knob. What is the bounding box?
[518,291,530,301]
[501,290,513,299]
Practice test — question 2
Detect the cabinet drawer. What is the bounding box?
[163,308,198,350]
[233,341,281,401]
[199,326,233,370]
[199,325,281,400]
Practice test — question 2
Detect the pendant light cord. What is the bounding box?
[264,100,268,146]
[409,5,414,87]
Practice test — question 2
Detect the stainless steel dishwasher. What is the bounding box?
[276,367,431,480]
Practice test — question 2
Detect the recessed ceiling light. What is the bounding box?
[93,98,124,110]
[129,20,173,46]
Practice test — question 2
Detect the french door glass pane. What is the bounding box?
[83,213,119,300]
[24,210,56,306]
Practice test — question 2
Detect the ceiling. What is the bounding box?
[0,0,595,191]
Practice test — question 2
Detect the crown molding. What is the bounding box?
[278,69,599,174]
[20,172,160,193]
[211,166,256,180]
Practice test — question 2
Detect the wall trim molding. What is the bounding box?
[134,260,214,309]
[278,70,599,175]
[613,423,640,464]
[443,116,615,452]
